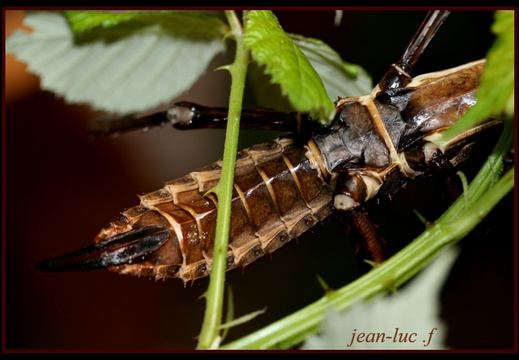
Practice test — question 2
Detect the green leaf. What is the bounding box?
[64,10,139,32]
[244,10,336,122]
[63,9,227,38]
[289,34,372,100]
[441,10,514,141]
[6,10,228,114]
[247,34,372,120]
[482,10,515,118]
[246,63,294,113]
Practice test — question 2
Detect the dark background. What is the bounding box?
[4,9,515,351]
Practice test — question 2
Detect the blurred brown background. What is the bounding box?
[4,9,515,351]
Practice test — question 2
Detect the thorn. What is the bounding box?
[383,277,398,294]
[362,259,379,269]
[197,290,208,300]
[315,274,334,294]
[412,209,434,228]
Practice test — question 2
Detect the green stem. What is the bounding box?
[220,124,514,350]
[196,10,250,350]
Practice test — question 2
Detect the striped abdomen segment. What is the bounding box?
[101,137,334,283]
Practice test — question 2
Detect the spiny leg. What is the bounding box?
[337,208,389,275]
[88,101,321,139]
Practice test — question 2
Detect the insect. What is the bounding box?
[36,10,503,284]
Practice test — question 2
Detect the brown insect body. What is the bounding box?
[37,58,502,284]
[110,137,335,282]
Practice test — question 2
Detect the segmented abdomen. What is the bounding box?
[98,137,334,283]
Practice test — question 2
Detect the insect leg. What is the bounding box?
[333,171,388,271]
[88,101,321,138]
[168,101,320,137]
[345,209,388,273]
[88,111,170,136]
[378,10,451,90]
